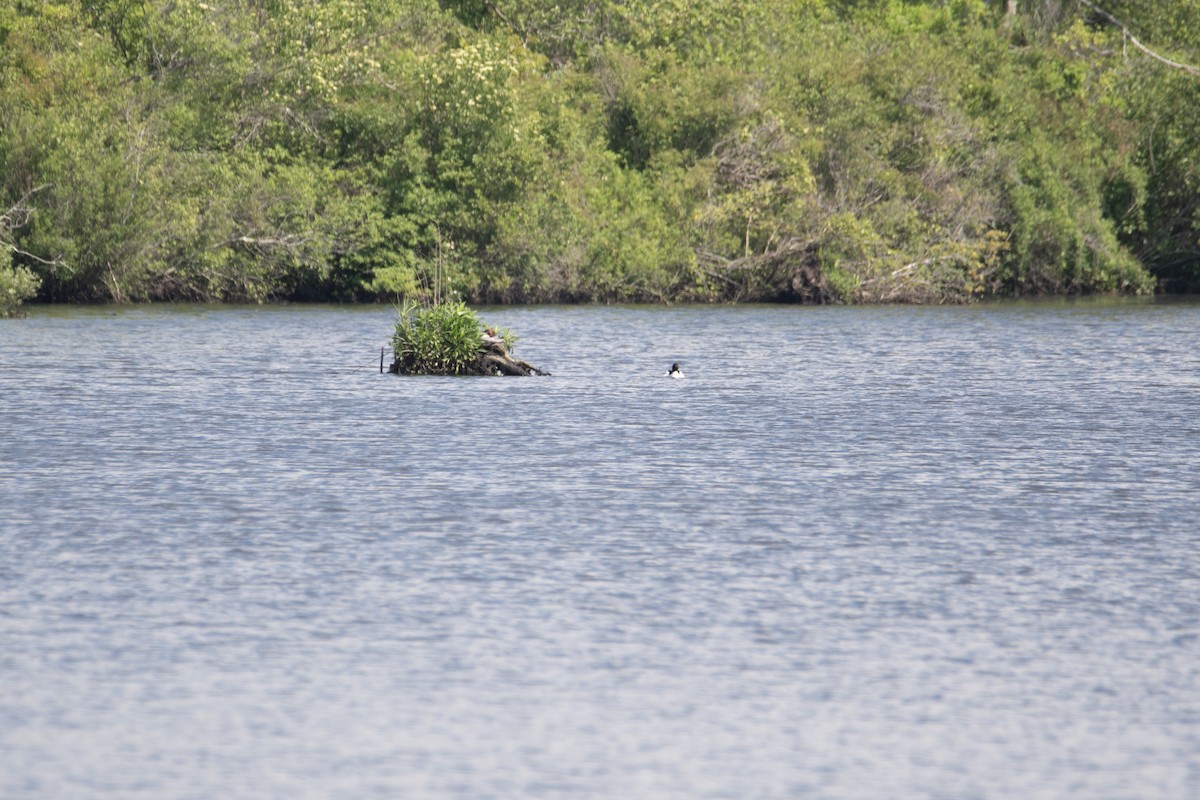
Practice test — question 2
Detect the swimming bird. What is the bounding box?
[668,362,684,378]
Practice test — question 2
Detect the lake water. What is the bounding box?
[2,301,1199,799]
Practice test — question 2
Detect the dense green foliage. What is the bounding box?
[0,253,40,317]
[2,0,1198,312]
[390,299,513,373]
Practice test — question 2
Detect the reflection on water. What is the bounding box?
[2,301,1199,799]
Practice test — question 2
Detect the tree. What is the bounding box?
[0,188,45,316]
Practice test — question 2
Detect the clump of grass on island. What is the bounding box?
[389,300,522,375]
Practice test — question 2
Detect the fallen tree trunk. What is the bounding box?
[479,352,550,376]
[389,341,550,376]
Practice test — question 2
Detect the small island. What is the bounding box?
[387,301,549,376]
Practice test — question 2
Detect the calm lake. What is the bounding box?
[2,301,1199,799]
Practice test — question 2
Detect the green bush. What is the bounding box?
[390,300,516,375]
[0,254,41,318]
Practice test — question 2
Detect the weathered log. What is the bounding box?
[388,348,550,376]
[480,352,550,376]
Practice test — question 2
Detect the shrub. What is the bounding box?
[0,255,41,318]
[389,300,516,375]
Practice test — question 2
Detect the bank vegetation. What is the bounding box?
[2,0,1198,316]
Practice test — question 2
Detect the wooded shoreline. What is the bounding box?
[3,1,1199,319]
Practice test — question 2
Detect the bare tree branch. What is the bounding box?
[484,1,529,48]
[1075,0,1200,78]
[229,234,315,250]
[2,184,65,268]
[0,184,53,230]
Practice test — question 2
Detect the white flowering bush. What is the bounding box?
[419,40,522,140]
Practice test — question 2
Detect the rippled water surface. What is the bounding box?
[2,301,1200,799]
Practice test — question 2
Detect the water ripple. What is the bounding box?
[2,302,1199,799]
